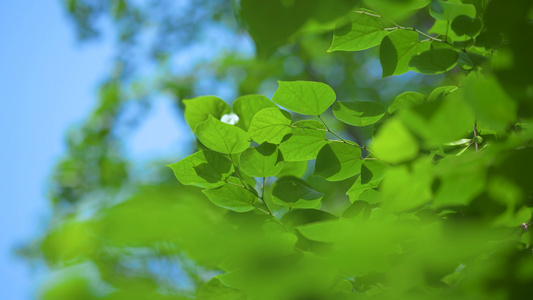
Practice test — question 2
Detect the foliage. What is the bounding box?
[33,0,533,300]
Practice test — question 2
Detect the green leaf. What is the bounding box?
[197,277,246,300]
[388,91,426,114]
[379,30,431,77]
[370,118,418,164]
[430,0,476,21]
[281,209,337,227]
[332,101,386,126]
[248,107,292,144]
[457,52,487,71]
[196,115,251,154]
[167,150,233,188]
[451,15,482,37]
[409,49,458,74]
[239,142,284,178]
[279,120,327,161]
[296,219,342,243]
[271,177,323,209]
[399,92,475,145]
[328,10,389,52]
[363,0,431,21]
[428,86,458,102]
[276,161,308,178]
[272,81,336,116]
[380,160,433,212]
[202,177,257,212]
[314,142,363,181]
[463,73,517,131]
[184,96,231,133]
[347,159,389,202]
[432,155,486,208]
[232,95,277,131]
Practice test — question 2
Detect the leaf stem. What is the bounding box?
[317,115,362,149]
[473,121,479,152]
[260,177,272,215]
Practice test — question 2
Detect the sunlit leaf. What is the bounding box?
[248,107,292,144]
[370,118,418,164]
[239,142,283,177]
[379,30,431,77]
[363,0,431,21]
[272,177,324,209]
[314,142,363,181]
[328,10,389,52]
[276,161,308,178]
[184,96,231,133]
[196,115,251,154]
[272,81,336,115]
[233,95,277,131]
[203,177,257,212]
[332,101,386,126]
[279,120,327,161]
[167,150,233,188]
[347,159,390,202]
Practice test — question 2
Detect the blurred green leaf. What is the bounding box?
[430,0,476,21]
[197,277,245,300]
[409,48,458,74]
[463,73,517,131]
[388,91,426,114]
[370,118,418,163]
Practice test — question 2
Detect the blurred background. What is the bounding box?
[0,0,445,299]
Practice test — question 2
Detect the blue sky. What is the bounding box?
[0,1,113,298]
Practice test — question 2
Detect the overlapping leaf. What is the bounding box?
[196,115,251,154]
[379,30,431,77]
[233,95,277,131]
[248,107,292,144]
[167,150,233,188]
[239,142,283,177]
[272,177,323,209]
[314,142,363,181]
[332,101,386,126]
[203,177,257,212]
[184,96,231,132]
[329,10,388,52]
[409,48,458,74]
[279,120,327,161]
